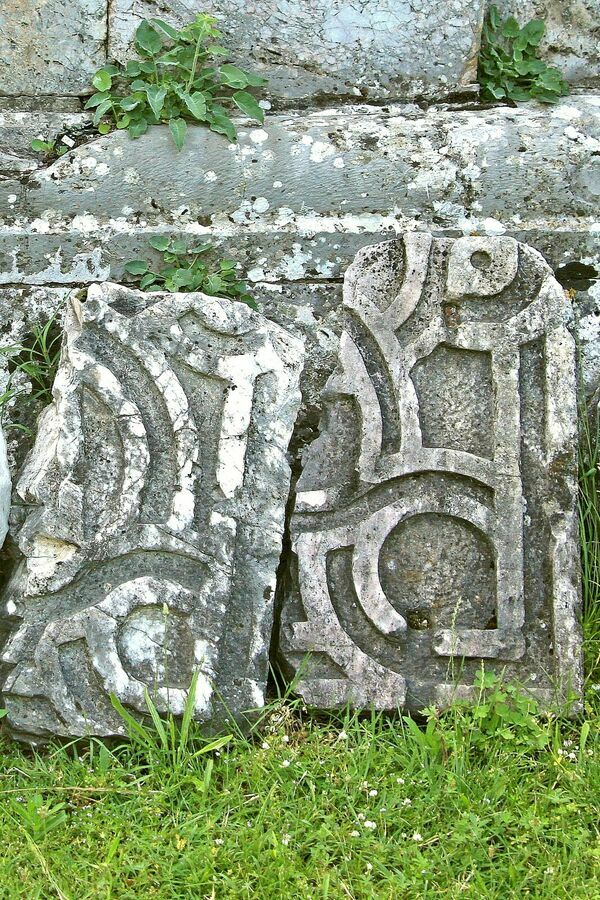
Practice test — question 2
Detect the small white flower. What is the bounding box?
[350,830,360,837]
[364,820,376,830]
[412,832,423,842]
[281,759,291,768]
[544,867,555,875]
[261,742,269,750]
[369,789,378,797]
[396,777,405,785]
[402,798,412,807]
[282,735,290,743]
[357,813,366,821]
[214,838,224,846]
[365,862,373,871]
[338,731,348,740]
[282,833,291,846]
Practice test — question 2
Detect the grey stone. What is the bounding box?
[494,1,600,87]
[0,0,107,96]
[108,1,485,103]
[0,427,9,549]
[0,282,304,740]
[279,233,583,711]
[3,98,599,229]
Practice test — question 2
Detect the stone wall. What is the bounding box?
[0,1,597,732]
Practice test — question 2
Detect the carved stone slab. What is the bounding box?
[0,283,303,740]
[279,234,583,711]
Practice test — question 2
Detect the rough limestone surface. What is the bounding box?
[0,282,304,740]
[0,427,10,549]
[0,0,107,95]
[494,1,600,86]
[279,234,583,711]
[108,0,485,102]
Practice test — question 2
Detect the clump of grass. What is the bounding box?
[0,313,63,435]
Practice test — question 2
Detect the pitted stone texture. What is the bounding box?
[279,234,583,712]
[0,283,303,740]
[108,0,484,102]
[494,1,600,87]
[0,428,9,550]
[0,0,107,95]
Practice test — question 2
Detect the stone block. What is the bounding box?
[494,1,600,87]
[0,1,107,96]
[279,233,583,711]
[0,282,304,740]
[108,0,485,102]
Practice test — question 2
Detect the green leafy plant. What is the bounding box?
[86,14,266,149]
[124,236,257,308]
[479,5,569,104]
[0,313,63,433]
[29,138,69,160]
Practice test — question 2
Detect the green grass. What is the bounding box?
[0,391,598,899]
[0,692,597,898]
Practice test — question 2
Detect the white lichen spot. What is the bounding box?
[252,197,270,214]
[95,162,110,176]
[249,129,269,144]
[7,194,16,205]
[204,170,218,182]
[273,180,283,188]
[310,141,335,163]
[333,157,345,169]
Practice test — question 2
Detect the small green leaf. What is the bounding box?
[98,122,112,134]
[116,115,130,129]
[502,16,520,38]
[175,88,207,121]
[128,119,149,138]
[124,260,150,275]
[208,112,237,142]
[139,272,157,290]
[189,242,213,254]
[148,234,171,251]
[135,19,163,56]
[146,85,167,119]
[232,90,264,123]
[521,19,545,46]
[120,96,141,112]
[84,91,110,109]
[207,44,229,56]
[30,139,51,152]
[150,18,180,40]
[93,99,113,125]
[92,70,113,92]
[219,63,250,88]
[169,117,188,151]
[125,60,142,77]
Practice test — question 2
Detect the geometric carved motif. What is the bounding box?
[0,283,303,740]
[279,235,583,711]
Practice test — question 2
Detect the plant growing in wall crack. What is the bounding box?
[86,14,266,149]
[479,5,568,104]
[124,237,257,309]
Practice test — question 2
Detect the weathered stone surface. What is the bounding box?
[3,99,599,229]
[0,111,90,178]
[108,0,485,102]
[279,234,583,711]
[0,427,10,549]
[0,0,107,96]
[494,1,600,87]
[0,282,304,740]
